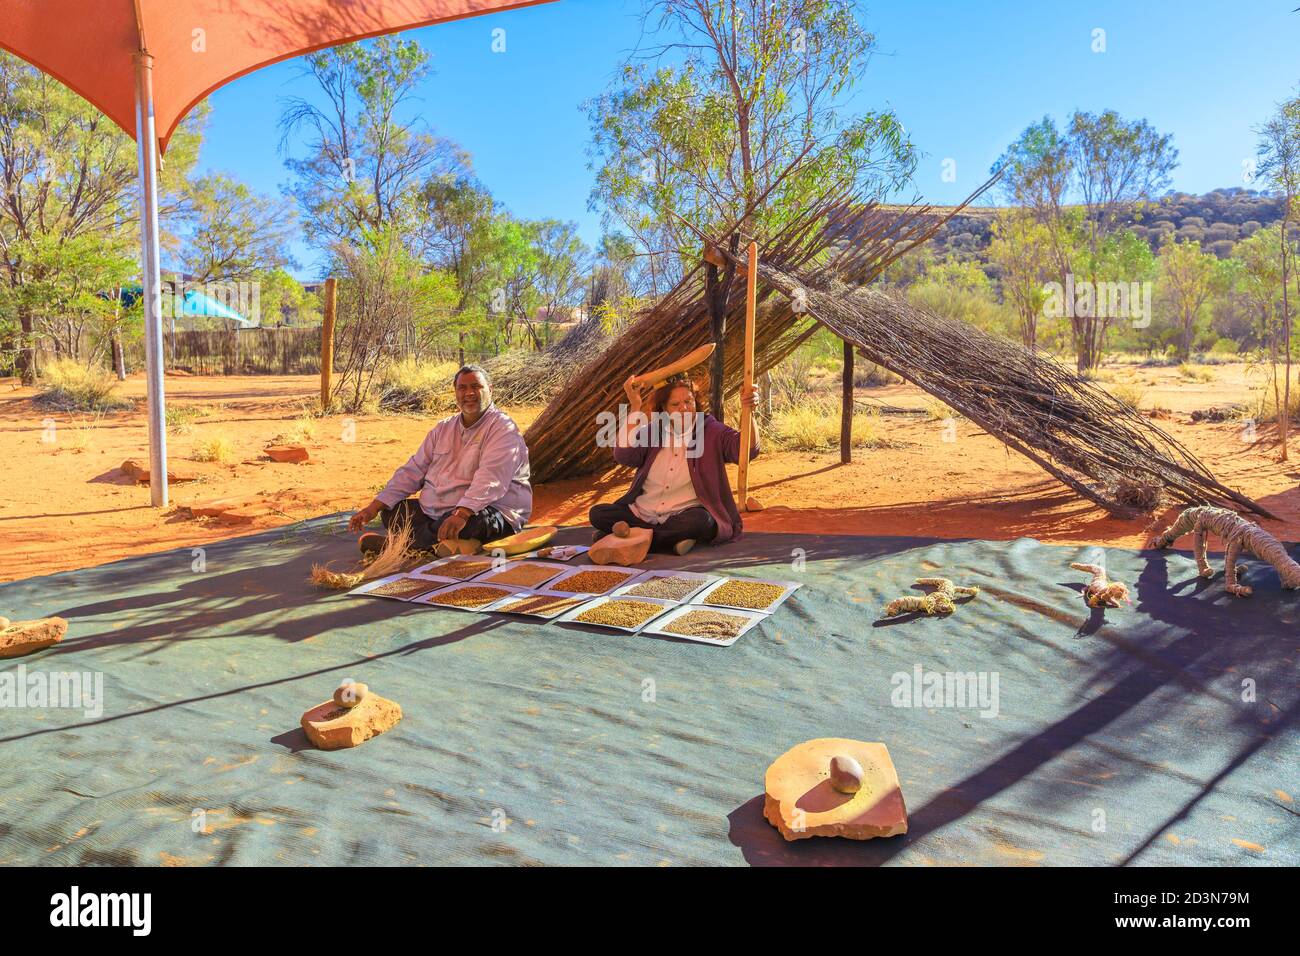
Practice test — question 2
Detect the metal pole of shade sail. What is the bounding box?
[134,50,168,507]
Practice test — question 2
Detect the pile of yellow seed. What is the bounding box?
[438,560,495,580]
[484,564,564,588]
[663,609,749,640]
[704,579,785,611]
[625,575,703,601]
[495,594,584,617]
[551,570,636,594]
[425,585,513,608]
[370,577,438,599]
[575,599,665,629]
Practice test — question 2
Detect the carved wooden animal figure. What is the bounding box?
[883,577,979,617]
[1069,563,1130,608]
[1152,505,1300,597]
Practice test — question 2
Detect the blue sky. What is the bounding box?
[195,0,1300,278]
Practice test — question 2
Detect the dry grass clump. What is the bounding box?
[376,357,461,412]
[272,410,319,445]
[922,397,958,422]
[1177,363,1216,383]
[191,435,236,463]
[166,404,210,435]
[37,358,132,412]
[767,399,888,452]
[1250,383,1300,424]
[853,361,902,387]
[311,520,415,590]
[1106,384,1145,412]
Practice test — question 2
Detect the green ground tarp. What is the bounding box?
[1,520,1295,866]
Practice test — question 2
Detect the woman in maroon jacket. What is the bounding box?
[589,375,761,555]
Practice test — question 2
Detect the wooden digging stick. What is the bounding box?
[737,240,760,512]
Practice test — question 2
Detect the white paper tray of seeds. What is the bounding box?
[611,569,721,603]
[413,581,525,612]
[483,590,589,620]
[553,595,677,632]
[350,573,449,602]
[474,559,571,590]
[408,554,499,583]
[640,604,768,647]
[539,564,646,596]
[691,576,802,613]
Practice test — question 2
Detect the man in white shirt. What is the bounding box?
[348,365,531,554]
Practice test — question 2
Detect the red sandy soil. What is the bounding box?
[2,365,1298,582]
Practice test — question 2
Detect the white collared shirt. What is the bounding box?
[376,403,532,530]
[630,437,701,524]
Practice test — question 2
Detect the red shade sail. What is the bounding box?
[0,0,556,508]
[0,0,552,153]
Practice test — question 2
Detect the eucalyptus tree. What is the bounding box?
[587,0,915,417]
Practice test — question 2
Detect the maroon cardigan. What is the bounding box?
[611,414,761,544]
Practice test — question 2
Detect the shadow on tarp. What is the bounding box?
[0,517,1295,866]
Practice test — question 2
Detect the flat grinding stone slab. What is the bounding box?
[764,738,908,841]
[301,693,402,750]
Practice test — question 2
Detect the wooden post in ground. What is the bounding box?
[841,339,854,464]
[738,240,759,512]
[320,277,337,413]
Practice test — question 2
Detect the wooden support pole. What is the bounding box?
[841,338,854,464]
[738,241,758,512]
[320,277,337,413]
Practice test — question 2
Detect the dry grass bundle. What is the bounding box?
[484,319,612,407]
[310,519,416,590]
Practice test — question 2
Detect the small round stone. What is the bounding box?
[829,754,865,794]
[333,681,369,708]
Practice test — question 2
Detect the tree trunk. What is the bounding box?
[840,339,854,465]
[17,306,36,386]
[112,333,126,380]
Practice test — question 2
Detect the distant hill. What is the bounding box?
[901,188,1287,261]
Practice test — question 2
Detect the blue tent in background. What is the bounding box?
[118,284,256,328]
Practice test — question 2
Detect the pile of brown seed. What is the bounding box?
[625,575,704,601]
[575,599,665,629]
[495,594,584,617]
[484,564,564,588]
[704,579,785,611]
[425,585,513,608]
[551,570,636,594]
[663,609,749,640]
[370,578,439,599]
[438,560,495,580]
